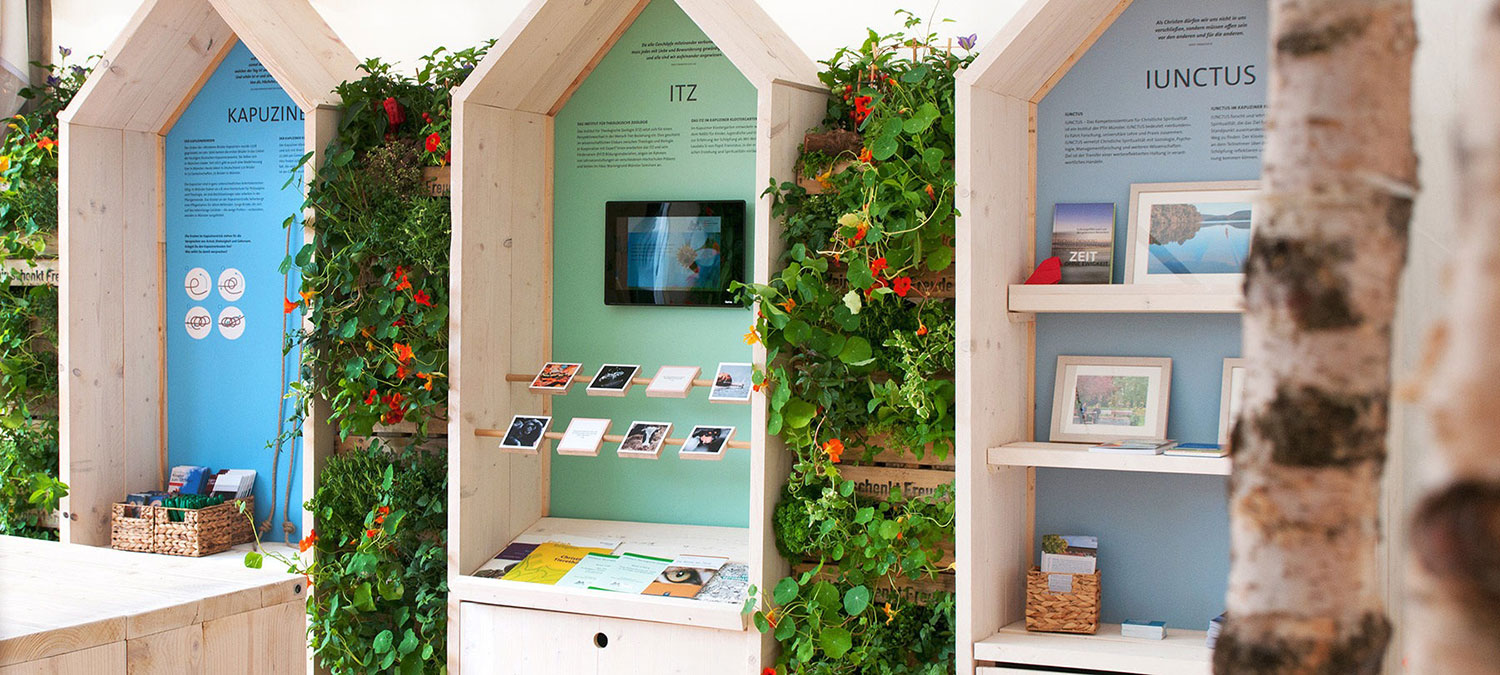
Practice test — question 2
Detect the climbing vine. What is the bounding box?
[0,50,93,538]
[740,14,973,674]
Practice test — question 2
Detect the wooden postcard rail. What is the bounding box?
[502,373,718,388]
[473,427,751,450]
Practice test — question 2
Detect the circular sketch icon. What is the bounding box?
[184,307,212,340]
[217,306,246,340]
[218,268,246,302]
[184,268,211,301]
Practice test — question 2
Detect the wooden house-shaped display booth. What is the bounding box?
[58,0,358,547]
[447,0,823,671]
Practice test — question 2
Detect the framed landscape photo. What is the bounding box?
[646,365,701,398]
[529,362,583,393]
[680,425,735,460]
[1218,358,1248,446]
[1050,356,1172,443]
[617,421,673,459]
[707,362,753,403]
[586,364,640,397]
[1125,180,1259,285]
[499,415,552,453]
[1050,202,1115,284]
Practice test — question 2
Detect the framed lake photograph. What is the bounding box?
[1050,202,1115,284]
[1050,356,1172,443]
[680,425,735,460]
[586,363,640,397]
[1219,357,1248,446]
[1125,181,1259,285]
[499,414,552,453]
[707,362,753,403]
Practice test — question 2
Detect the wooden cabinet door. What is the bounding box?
[593,614,752,675]
[459,602,599,674]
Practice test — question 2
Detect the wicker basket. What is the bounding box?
[110,502,156,552]
[152,497,255,557]
[1025,566,1101,634]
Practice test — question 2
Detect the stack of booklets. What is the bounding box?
[1206,613,1225,648]
[1089,440,1177,455]
[1121,619,1166,640]
[1040,534,1097,574]
[1164,443,1228,458]
[472,537,748,604]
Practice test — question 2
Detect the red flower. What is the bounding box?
[425,132,442,153]
[848,222,868,245]
[892,276,913,297]
[853,96,874,123]
[364,389,377,405]
[35,136,56,151]
[382,97,404,127]
[422,112,433,124]
[869,257,889,277]
[917,323,929,336]
[821,438,845,464]
[443,150,451,165]
[365,528,380,539]
[397,364,408,379]
[299,529,318,553]
[382,410,404,425]
[412,290,433,307]
[763,669,777,675]
[393,266,412,292]
[391,318,407,327]
[859,147,873,163]
[283,298,298,314]
[394,342,414,364]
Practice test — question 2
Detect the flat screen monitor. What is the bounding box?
[604,200,746,307]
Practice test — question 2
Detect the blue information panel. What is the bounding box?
[164,42,305,536]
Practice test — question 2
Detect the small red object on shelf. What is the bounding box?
[1025,257,1062,285]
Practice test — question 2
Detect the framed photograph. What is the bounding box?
[645,365,701,398]
[680,425,735,461]
[499,415,552,453]
[530,362,583,393]
[586,364,640,397]
[556,417,612,456]
[1050,202,1115,284]
[1125,181,1259,285]
[1218,358,1248,446]
[707,363,753,403]
[617,421,673,459]
[1050,356,1172,443]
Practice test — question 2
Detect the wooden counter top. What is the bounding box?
[0,535,306,670]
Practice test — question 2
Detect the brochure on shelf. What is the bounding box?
[643,555,729,598]
[500,542,616,585]
[556,553,622,589]
[589,553,674,594]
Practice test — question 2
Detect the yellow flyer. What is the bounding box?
[500,542,615,585]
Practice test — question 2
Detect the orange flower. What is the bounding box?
[397,364,408,379]
[298,529,318,553]
[418,372,435,391]
[377,506,391,515]
[765,608,779,629]
[822,438,845,464]
[917,323,928,336]
[299,289,316,303]
[883,602,898,624]
[394,342,414,363]
[35,136,56,151]
[365,528,380,539]
[283,298,298,314]
[888,77,898,87]
[859,147,873,163]
[395,277,411,292]
[763,668,777,675]
[848,222,868,245]
[925,184,936,201]
[743,327,761,345]
[778,298,796,312]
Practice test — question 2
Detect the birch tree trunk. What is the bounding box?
[1407,2,1500,671]
[1216,1,1416,672]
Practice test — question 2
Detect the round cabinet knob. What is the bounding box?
[593,633,609,649]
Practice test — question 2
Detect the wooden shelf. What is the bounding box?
[987,442,1231,476]
[1008,284,1243,314]
[974,621,1211,674]
[451,517,751,631]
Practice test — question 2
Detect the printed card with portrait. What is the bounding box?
[586,364,640,397]
[499,415,551,453]
[680,426,735,461]
[707,363,753,404]
[617,421,672,459]
[530,362,583,394]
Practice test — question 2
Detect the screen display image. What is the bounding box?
[605,201,746,306]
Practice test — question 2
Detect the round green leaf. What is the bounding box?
[820,626,853,659]
[843,585,872,616]
[838,336,872,365]
[783,399,816,429]
[773,577,800,605]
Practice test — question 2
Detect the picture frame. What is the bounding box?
[586,364,640,397]
[617,421,673,459]
[499,415,552,453]
[1218,358,1248,446]
[680,425,735,461]
[707,363,753,403]
[556,417,612,456]
[645,365,701,398]
[529,362,583,393]
[1125,180,1259,286]
[1050,356,1172,443]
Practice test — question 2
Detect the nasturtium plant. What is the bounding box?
[741,13,973,675]
[0,49,94,538]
